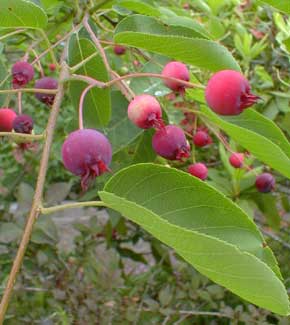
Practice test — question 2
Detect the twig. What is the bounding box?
[0,132,44,141]
[40,201,106,215]
[0,88,58,95]
[0,62,69,324]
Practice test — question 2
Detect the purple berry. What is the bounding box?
[205,70,259,115]
[12,61,34,89]
[188,163,208,180]
[152,125,190,160]
[162,61,190,92]
[13,114,34,134]
[114,45,126,55]
[35,77,58,106]
[0,108,17,132]
[193,130,212,147]
[128,94,163,129]
[229,152,244,168]
[62,129,112,191]
[255,173,275,193]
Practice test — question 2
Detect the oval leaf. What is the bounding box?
[0,0,47,29]
[202,106,290,179]
[99,163,289,315]
[114,15,240,71]
[259,0,290,14]
[68,34,111,128]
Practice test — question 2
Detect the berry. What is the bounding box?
[48,63,56,72]
[229,152,244,168]
[205,70,259,115]
[193,130,212,147]
[12,61,34,89]
[35,77,58,106]
[0,108,17,132]
[162,61,190,92]
[128,94,163,129]
[61,129,112,190]
[13,114,34,134]
[188,163,208,180]
[152,125,190,160]
[114,45,126,55]
[255,173,275,193]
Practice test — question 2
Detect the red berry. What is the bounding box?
[193,130,212,147]
[12,61,34,89]
[162,61,190,92]
[13,114,34,134]
[128,94,163,129]
[188,163,208,180]
[205,70,259,115]
[255,173,275,193]
[0,108,17,132]
[35,77,58,106]
[152,125,190,160]
[114,45,126,55]
[62,129,112,191]
[229,152,244,168]
[49,63,56,72]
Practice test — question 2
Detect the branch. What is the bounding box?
[0,132,44,141]
[0,88,58,95]
[0,62,69,324]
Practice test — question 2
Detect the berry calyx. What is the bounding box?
[35,77,58,106]
[61,129,112,191]
[152,125,190,160]
[229,152,244,168]
[188,163,208,180]
[255,173,275,193]
[114,45,126,55]
[12,61,34,89]
[193,130,212,147]
[205,70,259,115]
[128,94,164,129]
[0,108,17,132]
[13,114,34,134]
[162,61,190,92]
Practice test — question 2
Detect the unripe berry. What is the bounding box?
[162,61,190,92]
[13,114,34,134]
[114,45,126,55]
[152,125,190,160]
[205,70,259,115]
[193,130,212,147]
[12,61,34,89]
[0,108,17,132]
[229,152,244,168]
[128,94,163,129]
[188,163,208,180]
[35,77,58,106]
[61,129,112,190]
[49,63,56,72]
[255,173,275,193]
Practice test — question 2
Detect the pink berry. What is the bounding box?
[193,130,212,147]
[0,108,17,132]
[35,77,58,106]
[229,152,244,168]
[188,163,208,180]
[13,114,34,134]
[128,94,163,129]
[205,70,259,115]
[12,61,34,89]
[255,173,275,193]
[62,129,112,191]
[162,61,190,92]
[152,125,190,160]
[114,45,126,55]
[49,63,56,72]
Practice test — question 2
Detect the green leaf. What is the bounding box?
[114,15,240,72]
[259,0,290,14]
[99,163,289,315]
[117,0,161,16]
[68,34,111,128]
[0,0,47,29]
[202,106,290,179]
[132,129,156,163]
[103,91,142,153]
[0,223,22,243]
